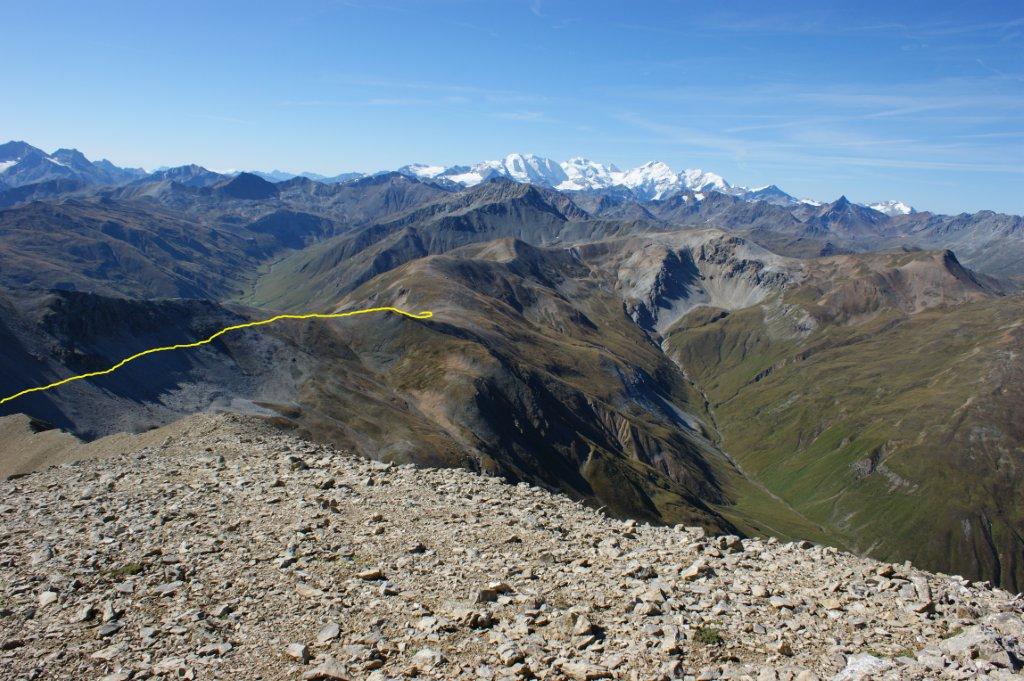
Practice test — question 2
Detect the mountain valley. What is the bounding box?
[1,140,1023,597]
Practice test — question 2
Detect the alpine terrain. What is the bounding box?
[1,140,1023,680]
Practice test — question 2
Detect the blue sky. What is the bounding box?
[4,0,1022,213]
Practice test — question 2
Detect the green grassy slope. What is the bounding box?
[664,251,1024,589]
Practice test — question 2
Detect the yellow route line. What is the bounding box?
[0,306,433,406]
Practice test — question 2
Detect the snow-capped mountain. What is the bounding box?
[393,153,754,202]
[0,141,925,216]
[613,161,683,199]
[724,184,802,207]
[559,157,620,191]
[253,152,817,206]
[399,154,571,188]
[680,168,729,193]
[558,158,730,199]
[869,200,915,216]
[0,141,145,187]
[397,163,447,180]
[503,153,569,186]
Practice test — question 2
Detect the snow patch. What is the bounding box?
[399,163,446,179]
[869,200,914,216]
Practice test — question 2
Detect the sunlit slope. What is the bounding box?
[664,249,1024,589]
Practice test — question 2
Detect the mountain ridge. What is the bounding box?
[2,139,1024,591]
[2,141,931,217]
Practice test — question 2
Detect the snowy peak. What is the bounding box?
[559,158,732,200]
[729,184,800,207]
[558,157,618,191]
[615,161,682,199]
[869,200,915,216]
[680,168,729,193]
[502,153,568,186]
[0,142,144,187]
[398,163,447,180]
[0,141,42,165]
[0,140,878,211]
[395,154,735,201]
[421,154,570,188]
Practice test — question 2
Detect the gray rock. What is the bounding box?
[316,622,340,644]
[286,642,311,663]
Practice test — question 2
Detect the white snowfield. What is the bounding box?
[869,199,915,216]
[394,152,916,212]
[397,153,739,200]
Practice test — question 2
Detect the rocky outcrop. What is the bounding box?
[578,231,797,335]
[1,413,1022,680]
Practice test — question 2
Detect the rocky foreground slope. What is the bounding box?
[2,414,1023,680]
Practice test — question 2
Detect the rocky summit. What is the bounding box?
[1,414,1022,680]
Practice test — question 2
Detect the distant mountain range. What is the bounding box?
[0,141,146,188]
[1,141,917,217]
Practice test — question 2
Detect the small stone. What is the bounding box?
[819,597,842,610]
[681,557,707,581]
[497,644,524,666]
[152,657,188,675]
[100,601,121,623]
[197,641,233,656]
[302,658,350,680]
[572,615,595,636]
[316,622,340,644]
[356,568,384,581]
[696,667,720,681]
[38,591,58,607]
[97,621,123,638]
[560,661,612,680]
[286,642,311,663]
[99,673,131,681]
[288,455,310,471]
[773,639,793,656]
[475,588,499,603]
[153,581,182,597]
[411,647,444,669]
[210,603,233,617]
[296,582,324,598]
[833,654,891,680]
[721,535,744,552]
